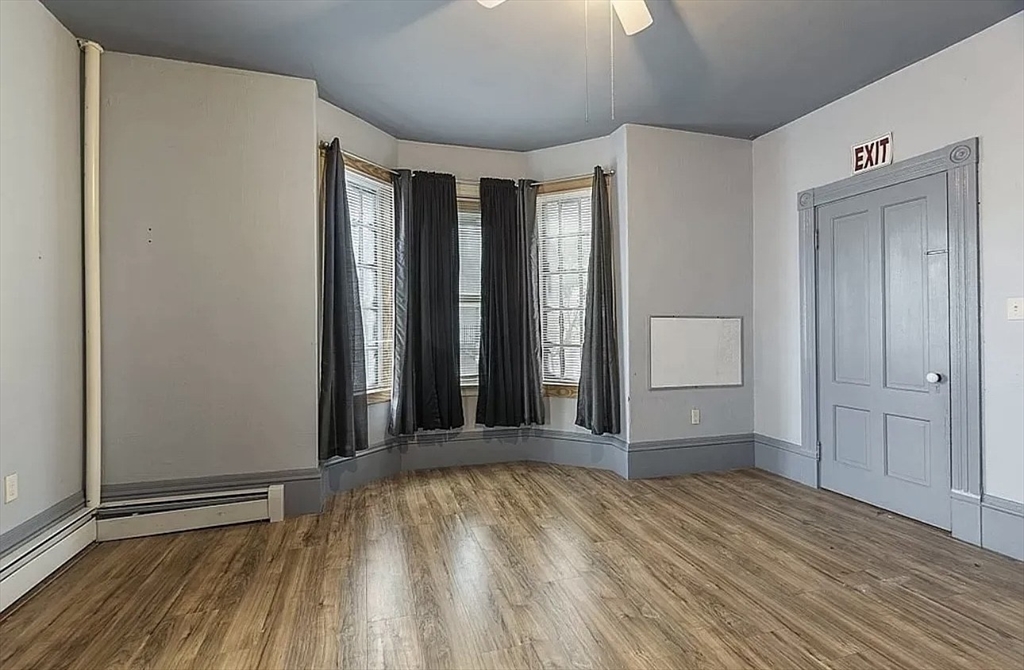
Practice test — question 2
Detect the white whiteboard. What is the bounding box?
[649,317,743,388]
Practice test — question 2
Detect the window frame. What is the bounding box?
[344,159,395,404]
[537,181,594,393]
[457,195,482,389]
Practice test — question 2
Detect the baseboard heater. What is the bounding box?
[0,508,96,612]
[96,485,284,541]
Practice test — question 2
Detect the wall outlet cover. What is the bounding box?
[1008,297,1024,321]
[4,473,17,503]
[690,408,701,425]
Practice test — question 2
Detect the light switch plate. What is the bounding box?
[4,473,17,503]
[1008,297,1024,321]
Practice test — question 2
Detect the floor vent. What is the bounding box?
[96,485,284,541]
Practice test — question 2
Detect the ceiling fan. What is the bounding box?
[477,0,653,36]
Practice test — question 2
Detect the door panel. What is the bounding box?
[817,173,951,529]
[883,199,928,393]
[835,405,871,469]
[883,413,930,485]
[832,212,871,386]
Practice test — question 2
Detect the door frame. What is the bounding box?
[797,138,982,543]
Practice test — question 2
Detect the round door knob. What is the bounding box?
[926,372,942,383]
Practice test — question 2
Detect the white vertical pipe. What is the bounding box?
[80,40,103,509]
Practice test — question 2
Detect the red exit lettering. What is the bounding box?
[852,134,893,174]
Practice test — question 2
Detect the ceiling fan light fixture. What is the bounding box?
[476,0,507,8]
[611,0,653,36]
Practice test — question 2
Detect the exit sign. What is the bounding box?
[852,133,892,174]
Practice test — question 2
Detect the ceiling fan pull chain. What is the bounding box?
[609,0,615,120]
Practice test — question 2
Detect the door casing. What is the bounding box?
[797,138,981,543]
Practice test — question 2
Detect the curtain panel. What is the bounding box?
[476,178,545,427]
[576,167,621,435]
[319,138,369,459]
[389,170,465,434]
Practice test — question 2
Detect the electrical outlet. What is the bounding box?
[1008,297,1024,321]
[4,473,17,503]
[690,408,700,425]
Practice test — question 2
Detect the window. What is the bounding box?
[346,168,394,394]
[538,187,592,385]
[458,201,482,384]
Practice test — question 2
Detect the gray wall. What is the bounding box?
[317,102,755,447]
[623,125,754,443]
[752,13,1024,503]
[100,53,320,484]
[613,128,632,440]
[0,0,83,535]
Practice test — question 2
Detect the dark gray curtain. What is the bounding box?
[476,179,545,427]
[576,167,621,435]
[388,170,465,434]
[319,138,368,459]
[518,179,545,424]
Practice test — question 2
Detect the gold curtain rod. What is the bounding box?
[534,170,615,184]
[318,141,614,187]
[319,142,397,177]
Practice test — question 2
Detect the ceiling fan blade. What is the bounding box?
[477,0,507,8]
[611,0,653,36]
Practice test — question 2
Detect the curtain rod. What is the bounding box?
[318,141,614,186]
[319,142,398,176]
[534,170,615,185]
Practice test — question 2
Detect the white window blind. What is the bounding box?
[345,169,394,393]
[538,187,592,384]
[458,203,482,384]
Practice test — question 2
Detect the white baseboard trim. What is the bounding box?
[0,509,95,612]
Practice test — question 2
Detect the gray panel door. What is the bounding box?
[817,173,951,529]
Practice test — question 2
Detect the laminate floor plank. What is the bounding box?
[1,466,1021,669]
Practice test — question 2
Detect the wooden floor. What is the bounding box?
[1,465,1022,669]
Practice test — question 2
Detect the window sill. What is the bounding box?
[544,384,578,399]
[362,390,390,405]
[459,385,576,399]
